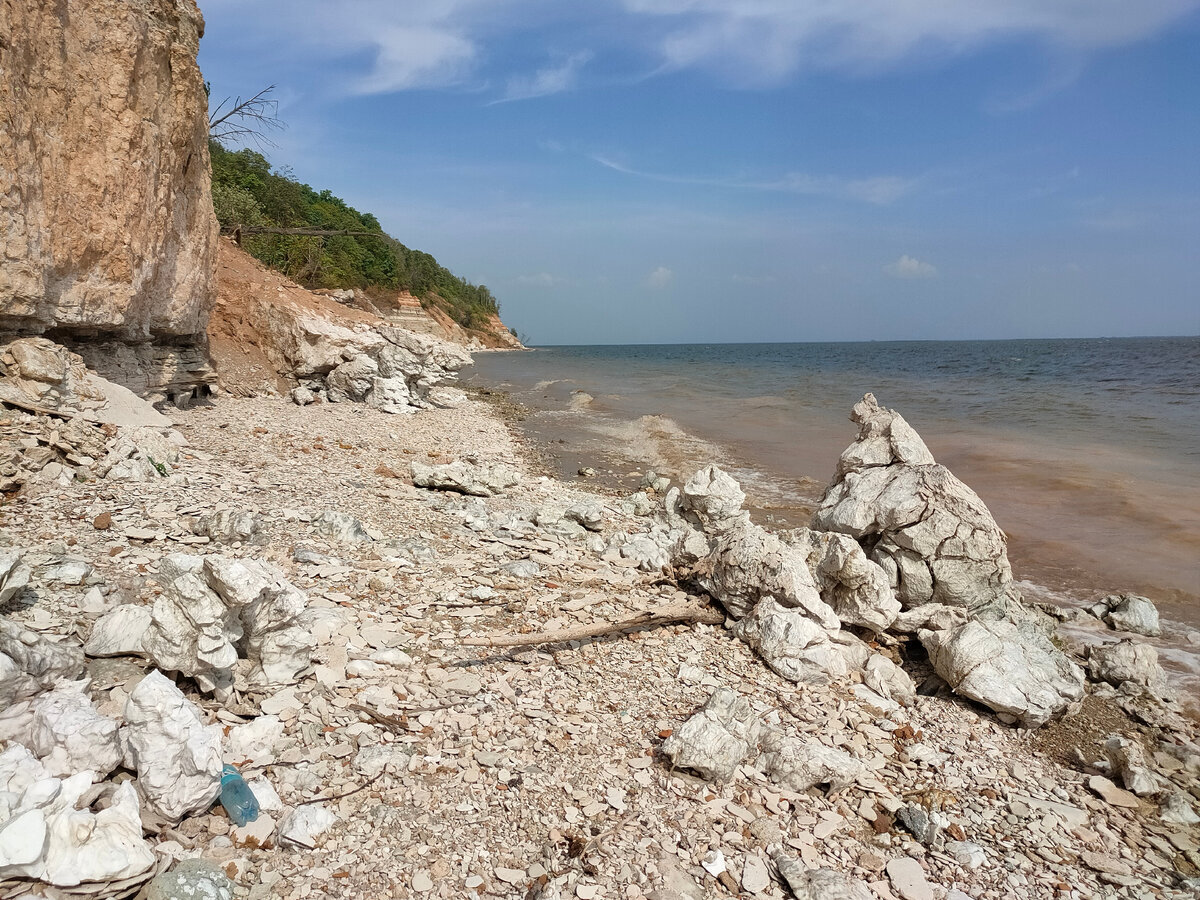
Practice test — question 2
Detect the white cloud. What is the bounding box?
[516,272,564,287]
[884,255,939,279]
[620,0,1200,85]
[592,155,916,205]
[647,266,674,288]
[202,0,1199,99]
[732,273,778,286]
[498,52,593,103]
[355,26,476,93]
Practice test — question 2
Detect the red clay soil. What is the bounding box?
[207,239,384,396]
[208,239,522,396]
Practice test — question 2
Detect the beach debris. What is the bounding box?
[0,744,156,887]
[411,459,520,497]
[812,393,1020,618]
[463,600,723,649]
[1095,593,1162,637]
[919,619,1085,727]
[122,670,223,822]
[219,764,260,827]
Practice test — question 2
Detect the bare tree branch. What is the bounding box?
[209,84,285,149]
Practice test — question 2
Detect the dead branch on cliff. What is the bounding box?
[208,83,285,149]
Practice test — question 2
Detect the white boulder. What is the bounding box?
[698,516,839,627]
[757,730,864,793]
[122,670,223,822]
[863,654,916,706]
[794,528,900,632]
[920,619,1085,728]
[771,853,875,900]
[1087,639,1172,697]
[732,598,849,685]
[0,620,86,707]
[1100,593,1162,637]
[28,681,122,779]
[661,688,763,782]
[313,510,375,543]
[0,550,31,604]
[1104,736,1162,797]
[410,460,520,497]
[87,555,316,692]
[813,394,1020,618]
[0,744,155,886]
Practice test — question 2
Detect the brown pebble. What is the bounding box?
[93,511,112,530]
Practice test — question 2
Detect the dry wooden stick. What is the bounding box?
[463,602,724,648]
[297,770,386,806]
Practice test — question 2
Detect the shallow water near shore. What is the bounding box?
[466,337,1200,684]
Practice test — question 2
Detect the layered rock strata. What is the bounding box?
[0,0,218,396]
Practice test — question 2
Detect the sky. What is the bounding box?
[197,1,1200,345]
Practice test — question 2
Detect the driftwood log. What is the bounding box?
[463,602,725,649]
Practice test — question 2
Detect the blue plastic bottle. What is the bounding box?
[219,764,260,826]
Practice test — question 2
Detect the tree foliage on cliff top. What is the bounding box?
[208,141,498,328]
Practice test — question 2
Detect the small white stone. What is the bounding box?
[701,849,727,877]
[741,856,771,894]
[495,867,526,885]
[411,871,433,892]
[231,812,276,847]
[886,857,934,900]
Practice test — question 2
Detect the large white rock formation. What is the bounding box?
[813,393,1019,618]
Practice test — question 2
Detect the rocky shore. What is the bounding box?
[1,343,1199,900]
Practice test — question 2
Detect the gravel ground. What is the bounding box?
[2,395,1198,900]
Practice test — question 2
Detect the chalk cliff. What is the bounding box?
[0,0,217,397]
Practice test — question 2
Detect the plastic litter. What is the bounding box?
[219,764,260,827]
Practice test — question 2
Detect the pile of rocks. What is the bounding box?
[0,338,189,492]
[0,388,1197,900]
[244,306,473,414]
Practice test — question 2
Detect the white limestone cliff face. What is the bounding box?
[0,0,217,343]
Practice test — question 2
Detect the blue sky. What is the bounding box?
[198,1,1200,344]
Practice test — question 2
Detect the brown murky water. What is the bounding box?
[467,338,1200,684]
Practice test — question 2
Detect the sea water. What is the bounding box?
[465,337,1200,682]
